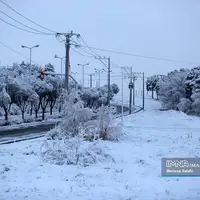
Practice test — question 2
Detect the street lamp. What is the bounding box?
[21,44,39,66]
[54,54,65,74]
[77,62,89,88]
[21,44,39,81]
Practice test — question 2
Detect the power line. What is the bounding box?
[71,46,93,58]
[0,40,38,64]
[0,0,56,33]
[79,45,200,65]
[0,18,51,35]
[77,36,108,67]
[0,10,53,35]
[79,36,100,57]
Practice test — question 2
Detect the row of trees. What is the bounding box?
[146,67,200,115]
[0,62,120,122]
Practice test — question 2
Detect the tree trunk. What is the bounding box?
[30,104,33,116]
[42,109,45,120]
[58,105,61,113]
[152,89,154,99]
[35,110,38,118]
[8,103,12,113]
[50,106,53,115]
[4,108,8,121]
[22,111,25,120]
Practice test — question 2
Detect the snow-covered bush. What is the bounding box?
[9,104,21,115]
[42,91,121,166]
[80,83,120,108]
[0,86,11,121]
[190,92,200,115]
[47,91,95,139]
[177,98,192,114]
[159,69,188,110]
[40,137,114,166]
[92,105,122,141]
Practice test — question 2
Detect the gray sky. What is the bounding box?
[0,0,200,90]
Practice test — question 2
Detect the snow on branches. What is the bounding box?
[42,91,121,166]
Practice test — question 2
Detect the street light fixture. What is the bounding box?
[54,54,65,74]
[21,44,39,81]
[77,62,89,88]
[21,44,39,66]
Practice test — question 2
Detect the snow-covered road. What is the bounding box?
[1,99,200,200]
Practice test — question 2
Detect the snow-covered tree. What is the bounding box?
[0,86,11,121]
[46,76,60,115]
[80,83,119,108]
[159,69,189,110]
[15,88,33,120]
[44,63,55,74]
[146,75,160,98]
[28,92,40,118]
[33,81,53,120]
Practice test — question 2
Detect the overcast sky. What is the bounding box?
[0,0,200,92]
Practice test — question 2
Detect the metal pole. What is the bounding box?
[29,48,32,82]
[108,57,111,107]
[121,70,124,125]
[129,67,133,114]
[98,71,100,87]
[82,65,84,88]
[90,74,92,88]
[30,48,32,66]
[65,36,70,91]
[61,58,63,74]
[133,74,135,106]
[142,72,145,110]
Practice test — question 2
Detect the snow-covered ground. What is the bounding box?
[1,99,200,200]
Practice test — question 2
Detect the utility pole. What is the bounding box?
[121,70,124,125]
[129,67,133,114]
[65,35,70,91]
[132,73,137,107]
[121,66,133,114]
[133,71,145,110]
[95,56,111,106]
[56,31,80,91]
[108,57,111,107]
[89,74,94,88]
[78,62,89,89]
[142,72,145,110]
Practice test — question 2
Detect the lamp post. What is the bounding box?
[77,62,89,88]
[21,44,39,81]
[54,54,65,74]
[21,44,39,66]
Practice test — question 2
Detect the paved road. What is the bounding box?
[0,105,131,144]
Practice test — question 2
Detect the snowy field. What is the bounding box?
[1,99,200,200]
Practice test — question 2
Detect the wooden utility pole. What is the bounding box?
[56,31,80,91]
